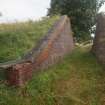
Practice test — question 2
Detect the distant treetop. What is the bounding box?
[48,0,105,42]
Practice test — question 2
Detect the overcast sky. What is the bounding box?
[0,0,50,22]
[0,0,105,23]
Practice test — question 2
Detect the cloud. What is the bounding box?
[0,0,51,22]
[0,0,104,23]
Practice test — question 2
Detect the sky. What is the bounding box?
[0,0,51,22]
[0,0,105,23]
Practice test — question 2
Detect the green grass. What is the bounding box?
[0,16,59,63]
[0,45,104,105]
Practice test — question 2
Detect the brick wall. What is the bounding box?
[0,15,74,86]
[92,13,105,65]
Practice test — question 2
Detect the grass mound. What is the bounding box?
[0,45,104,105]
[0,16,59,63]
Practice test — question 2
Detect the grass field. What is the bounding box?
[0,44,104,105]
[0,16,59,63]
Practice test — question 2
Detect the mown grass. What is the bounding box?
[0,16,59,63]
[0,45,104,105]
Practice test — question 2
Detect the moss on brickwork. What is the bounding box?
[0,68,6,80]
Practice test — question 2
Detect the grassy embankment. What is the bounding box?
[0,16,59,63]
[0,44,104,105]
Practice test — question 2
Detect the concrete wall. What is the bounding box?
[0,15,74,86]
[92,13,105,65]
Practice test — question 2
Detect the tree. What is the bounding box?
[48,0,105,42]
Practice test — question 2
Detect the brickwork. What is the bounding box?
[92,13,105,65]
[0,15,74,86]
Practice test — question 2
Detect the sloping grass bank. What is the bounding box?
[0,45,104,105]
[0,16,59,63]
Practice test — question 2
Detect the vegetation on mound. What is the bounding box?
[48,0,105,42]
[0,45,104,105]
[0,16,59,63]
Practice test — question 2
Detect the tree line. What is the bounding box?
[48,0,105,42]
